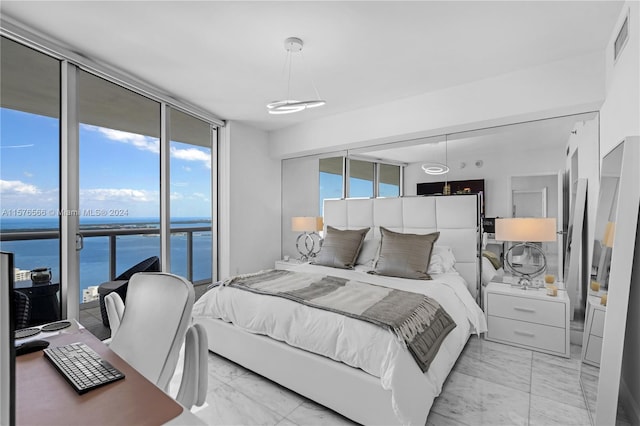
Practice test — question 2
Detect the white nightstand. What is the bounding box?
[484,281,570,358]
[274,258,307,270]
[581,295,606,367]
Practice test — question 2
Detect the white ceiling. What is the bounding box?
[0,1,623,132]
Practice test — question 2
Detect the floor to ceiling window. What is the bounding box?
[0,37,61,324]
[348,159,375,198]
[78,70,161,304]
[169,108,213,283]
[319,157,344,215]
[318,157,403,212]
[0,33,219,322]
[378,163,401,197]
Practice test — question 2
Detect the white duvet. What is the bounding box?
[192,263,487,425]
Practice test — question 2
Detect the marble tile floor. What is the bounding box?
[78,284,631,426]
[189,338,631,426]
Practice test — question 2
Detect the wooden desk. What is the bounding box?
[16,326,184,425]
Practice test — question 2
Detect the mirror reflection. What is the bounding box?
[356,114,597,281]
[580,141,623,422]
[283,111,607,424]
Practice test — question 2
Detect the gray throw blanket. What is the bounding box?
[223,269,456,372]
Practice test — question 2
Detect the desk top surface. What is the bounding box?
[16,325,183,426]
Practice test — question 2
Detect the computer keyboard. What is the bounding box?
[43,342,125,394]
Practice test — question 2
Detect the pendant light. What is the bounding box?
[267,37,326,115]
[421,135,450,175]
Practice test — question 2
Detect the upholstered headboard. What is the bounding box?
[323,195,481,301]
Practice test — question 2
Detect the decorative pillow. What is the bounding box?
[481,256,499,285]
[427,246,457,274]
[355,239,380,267]
[312,226,370,269]
[482,250,502,270]
[371,227,440,279]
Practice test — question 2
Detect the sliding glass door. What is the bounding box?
[77,70,161,307]
[169,108,213,283]
[0,37,62,325]
[0,34,218,327]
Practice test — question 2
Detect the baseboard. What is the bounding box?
[619,378,640,425]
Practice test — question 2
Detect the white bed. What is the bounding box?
[193,195,487,425]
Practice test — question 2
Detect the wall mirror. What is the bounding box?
[581,137,639,426]
[351,113,598,279]
[281,111,601,368]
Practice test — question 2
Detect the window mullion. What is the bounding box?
[160,104,170,272]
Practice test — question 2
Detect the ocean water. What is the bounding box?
[0,217,213,301]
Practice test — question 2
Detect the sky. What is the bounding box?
[0,108,212,219]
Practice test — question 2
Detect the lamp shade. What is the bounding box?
[495,218,557,242]
[291,216,323,232]
[603,221,616,248]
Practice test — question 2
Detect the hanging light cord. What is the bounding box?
[444,135,448,186]
[301,51,323,101]
[281,49,293,102]
[267,37,326,114]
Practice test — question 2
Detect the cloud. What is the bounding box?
[0,179,39,195]
[82,124,159,154]
[81,188,156,202]
[170,146,211,169]
[81,124,210,168]
[192,192,209,201]
[1,144,34,149]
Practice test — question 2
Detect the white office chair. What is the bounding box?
[104,272,208,409]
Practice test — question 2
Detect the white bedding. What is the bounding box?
[193,263,487,425]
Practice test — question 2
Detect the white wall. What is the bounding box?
[269,53,605,159]
[219,121,281,278]
[600,3,640,156]
[599,2,640,423]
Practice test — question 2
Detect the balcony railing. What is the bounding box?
[0,226,212,284]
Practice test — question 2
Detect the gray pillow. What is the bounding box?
[371,227,440,279]
[312,226,370,269]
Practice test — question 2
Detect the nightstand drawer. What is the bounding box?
[487,293,565,327]
[584,335,603,365]
[590,309,605,337]
[487,316,566,354]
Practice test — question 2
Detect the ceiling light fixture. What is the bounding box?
[422,135,450,175]
[267,37,326,115]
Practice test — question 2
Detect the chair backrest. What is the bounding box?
[13,291,30,330]
[115,256,160,281]
[109,272,194,390]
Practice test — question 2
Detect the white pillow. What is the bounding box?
[481,256,498,285]
[356,239,380,267]
[427,246,457,274]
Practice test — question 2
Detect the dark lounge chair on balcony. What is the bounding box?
[14,290,30,330]
[98,256,160,327]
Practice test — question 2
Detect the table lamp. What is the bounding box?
[495,218,557,289]
[603,221,615,248]
[597,221,616,290]
[291,216,324,261]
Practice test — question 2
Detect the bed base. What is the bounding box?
[198,318,402,425]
